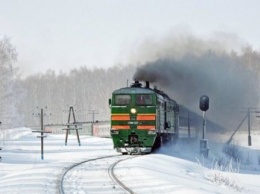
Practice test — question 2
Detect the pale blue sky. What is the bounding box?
[0,0,259,77]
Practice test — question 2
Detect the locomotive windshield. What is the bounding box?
[114,95,131,105]
[136,94,153,105]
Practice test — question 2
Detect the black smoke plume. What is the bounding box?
[134,50,258,130]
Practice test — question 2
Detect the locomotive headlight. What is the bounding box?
[130,108,137,114]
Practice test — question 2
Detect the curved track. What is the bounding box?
[59,154,137,194]
[108,157,135,194]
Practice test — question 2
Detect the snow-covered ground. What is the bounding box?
[0,128,260,193]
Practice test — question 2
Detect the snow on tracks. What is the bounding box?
[60,155,137,194]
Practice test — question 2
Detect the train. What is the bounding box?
[109,80,179,154]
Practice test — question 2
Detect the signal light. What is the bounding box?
[200,95,209,111]
[130,108,137,114]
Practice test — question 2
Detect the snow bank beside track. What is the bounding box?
[0,128,31,143]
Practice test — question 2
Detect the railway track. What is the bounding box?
[59,154,137,194]
[108,157,135,194]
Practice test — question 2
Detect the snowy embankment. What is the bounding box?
[0,127,31,142]
[0,128,259,193]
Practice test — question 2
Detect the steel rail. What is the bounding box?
[108,156,137,194]
[59,154,120,194]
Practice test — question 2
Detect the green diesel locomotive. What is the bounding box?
[109,80,179,154]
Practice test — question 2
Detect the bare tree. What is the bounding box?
[0,37,23,128]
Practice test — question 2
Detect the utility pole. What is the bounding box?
[246,107,260,146]
[32,108,51,160]
[226,114,248,144]
[243,107,259,146]
[88,110,98,123]
[248,108,252,146]
[227,107,260,146]
[0,121,1,162]
[62,106,81,146]
[88,110,98,136]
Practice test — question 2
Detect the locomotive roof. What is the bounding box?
[113,81,178,105]
[113,87,155,94]
[113,86,178,105]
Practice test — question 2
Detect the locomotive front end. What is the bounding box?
[109,81,157,154]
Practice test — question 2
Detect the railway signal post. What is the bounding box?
[199,95,209,158]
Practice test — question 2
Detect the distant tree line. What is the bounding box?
[19,65,135,126]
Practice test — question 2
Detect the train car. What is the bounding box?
[109,80,179,154]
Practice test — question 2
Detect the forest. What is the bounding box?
[1,35,260,130]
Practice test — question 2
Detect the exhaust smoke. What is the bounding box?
[133,34,258,130]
